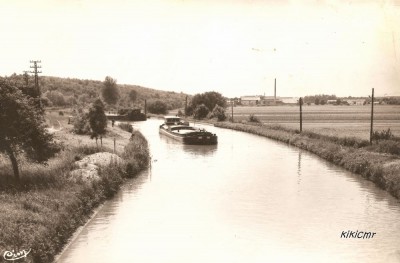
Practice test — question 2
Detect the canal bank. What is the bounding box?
[214,122,400,199]
[0,125,150,263]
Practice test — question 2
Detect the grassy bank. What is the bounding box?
[215,122,400,199]
[0,126,149,262]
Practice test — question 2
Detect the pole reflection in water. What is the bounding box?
[56,119,400,263]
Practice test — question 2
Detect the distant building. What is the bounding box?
[226,98,240,106]
[259,96,276,105]
[241,96,261,106]
[345,99,365,105]
[280,97,299,104]
[240,96,290,106]
[327,100,337,104]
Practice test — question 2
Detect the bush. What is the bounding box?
[59,111,64,116]
[44,91,67,107]
[210,105,226,121]
[193,104,209,119]
[41,97,52,107]
[73,113,91,135]
[122,130,150,177]
[147,100,168,114]
[118,123,133,133]
[368,140,400,155]
[98,162,124,198]
[248,114,260,123]
[372,128,393,141]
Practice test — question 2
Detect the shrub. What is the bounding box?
[59,111,64,116]
[372,128,393,141]
[193,104,209,119]
[118,123,133,133]
[248,114,260,123]
[122,130,150,176]
[44,91,67,106]
[368,140,400,155]
[98,162,124,198]
[210,105,226,121]
[73,113,91,135]
[147,100,168,114]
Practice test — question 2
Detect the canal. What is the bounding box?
[56,119,400,263]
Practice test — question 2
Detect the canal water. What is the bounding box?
[56,119,400,263]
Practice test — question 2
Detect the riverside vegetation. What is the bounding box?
[215,121,400,199]
[0,111,150,263]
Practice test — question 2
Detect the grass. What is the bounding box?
[0,111,150,263]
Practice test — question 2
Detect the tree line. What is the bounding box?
[4,73,188,110]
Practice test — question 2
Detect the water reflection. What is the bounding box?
[297,151,302,186]
[159,133,218,156]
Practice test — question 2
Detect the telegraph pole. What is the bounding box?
[299,97,303,133]
[185,96,188,117]
[274,78,277,105]
[144,99,147,118]
[231,99,234,122]
[30,60,42,107]
[370,88,374,144]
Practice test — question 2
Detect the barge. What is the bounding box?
[159,116,218,145]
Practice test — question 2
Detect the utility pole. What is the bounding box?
[30,60,42,107]
[274,78,277,105]
[299,97,303,133]
[370,88,374,144]
[185,96,188,117]
[231,99,234,122]
[144,99,147,118]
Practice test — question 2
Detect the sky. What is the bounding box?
[1,0,400,98]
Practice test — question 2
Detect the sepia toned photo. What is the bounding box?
[1,0,400,262]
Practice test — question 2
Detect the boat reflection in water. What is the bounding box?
[159,132,218,156]
[159,116,217,145]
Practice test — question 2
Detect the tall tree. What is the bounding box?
[129,90,137,106]
[0,80,58,179]
[88,99,107,147]
[101,76,119,105]
[147,100,168,114]
[190,91,226,114]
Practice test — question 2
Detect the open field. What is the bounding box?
[231,105,400,140]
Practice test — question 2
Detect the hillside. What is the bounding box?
[42,76,188,110]
[3,74,189,110]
